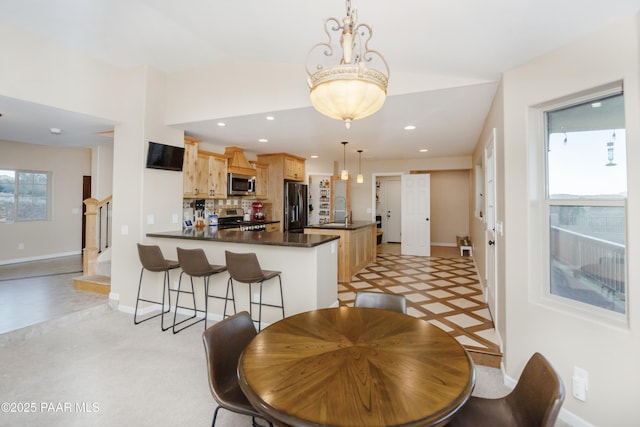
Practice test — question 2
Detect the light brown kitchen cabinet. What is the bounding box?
[195,152,210,197]
[265,222,281,232]
[206,151,228,198]
[284,155,305,181]
[183,137,228,198]
[257,153,306,223]
[250,161,269,199]
[183,136,201,198]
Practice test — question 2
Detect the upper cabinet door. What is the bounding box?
[183,136,200,197]
[284,156,305,181]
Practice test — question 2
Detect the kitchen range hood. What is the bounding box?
[224,146,256,176]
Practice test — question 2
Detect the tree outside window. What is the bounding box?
[0,169,50,222]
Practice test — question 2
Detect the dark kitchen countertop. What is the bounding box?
[147,228,339,248]
[304,221,377,231]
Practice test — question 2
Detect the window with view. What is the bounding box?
[545,90,627,314]
[0,169,51,223]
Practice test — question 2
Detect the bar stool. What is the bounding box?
[225,251,285,331]
[135,243,180,331]
[174,247,231,334]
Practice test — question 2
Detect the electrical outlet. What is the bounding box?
[572,366,588,401]
[18,243,24,250]
[252,289,260,303]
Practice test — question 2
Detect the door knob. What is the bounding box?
[488,240,495,246]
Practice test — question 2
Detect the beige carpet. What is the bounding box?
[0,310,516,427]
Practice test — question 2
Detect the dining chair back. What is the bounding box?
[354,291,407,314]
[448,352,565,427]
[203,311,272,427]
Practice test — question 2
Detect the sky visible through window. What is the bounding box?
[548,129,627,198]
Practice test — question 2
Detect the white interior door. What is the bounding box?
[401,174,430,256]
[484,130,498,324]
[384,178,401,242]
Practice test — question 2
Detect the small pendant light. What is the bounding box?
[341,141,349,180]
[356,150,364,183]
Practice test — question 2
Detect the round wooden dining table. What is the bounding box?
[238,307,475,427]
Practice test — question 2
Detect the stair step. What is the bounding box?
[467,349,503,368]
[73,275,111,295]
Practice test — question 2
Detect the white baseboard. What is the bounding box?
[431,242,457,247]
[0,250,82,266]
[558,410,595,427]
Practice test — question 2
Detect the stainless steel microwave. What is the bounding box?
[227,173,256,196]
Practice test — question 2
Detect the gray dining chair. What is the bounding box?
[354,291,407,314]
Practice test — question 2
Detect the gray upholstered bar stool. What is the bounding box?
[225,251,285,331]
[135,243,180,331]
[174,247,231,334]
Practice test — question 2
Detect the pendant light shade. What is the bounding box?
[357,150,364,183]
[306,0,389,129]
[341,141,349,180]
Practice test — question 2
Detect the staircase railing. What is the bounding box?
[83,196,113,276]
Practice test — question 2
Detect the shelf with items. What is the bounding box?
[308,175,332,225]
[317,178,331,224]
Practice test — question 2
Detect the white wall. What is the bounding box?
[92,143,113,201]
[0,140,90,262]
[497,15,640,426]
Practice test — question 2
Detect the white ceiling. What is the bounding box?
[1,0,639,161]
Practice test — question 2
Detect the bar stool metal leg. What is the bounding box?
[134,266,172,329]
[135,243,179,331]
[172,271,205,334]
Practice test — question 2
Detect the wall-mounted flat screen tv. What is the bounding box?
[145,141,185,171]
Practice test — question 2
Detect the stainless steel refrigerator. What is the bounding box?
[284,181,308,232]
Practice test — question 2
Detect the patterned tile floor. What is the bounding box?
[339,244,502,366]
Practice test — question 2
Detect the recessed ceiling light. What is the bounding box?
[419,149,428,152]
[266,116,275,121]
[310,155,319,159]
[258,138,268,143]
[591,102,602,108]
[50,127,62,135]
[217,122,226,127]
[404,125,416,130]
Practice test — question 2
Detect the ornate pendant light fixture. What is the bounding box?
[341,141,349,180]
[306,0,389,129]
[356,150,364,183]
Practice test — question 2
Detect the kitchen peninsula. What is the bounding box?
[146,229,339,324]
[304,221,377,283]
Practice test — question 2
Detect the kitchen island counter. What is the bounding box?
[305,220,376,231]
[147,228,338,248]
[304,222,377,283]
[145,228,339,326]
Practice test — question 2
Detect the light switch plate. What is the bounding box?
[572,366,588,401]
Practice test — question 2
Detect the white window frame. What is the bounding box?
[0,169,52,223]
[532,82,628,326]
